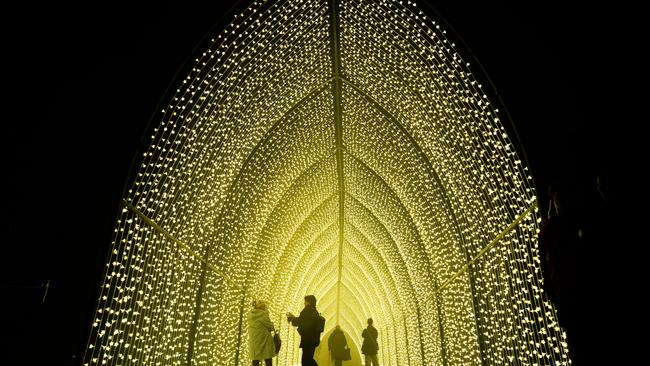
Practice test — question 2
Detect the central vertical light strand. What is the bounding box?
[329,0,345,326]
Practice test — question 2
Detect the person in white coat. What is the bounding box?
[247,300,276,366]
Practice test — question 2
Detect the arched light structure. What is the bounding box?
[84,0,569,365]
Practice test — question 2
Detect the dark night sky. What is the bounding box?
[2,1,636,364]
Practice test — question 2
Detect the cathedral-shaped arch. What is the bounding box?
[83,1,568,365]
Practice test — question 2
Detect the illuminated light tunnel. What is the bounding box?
[83,0,569,365]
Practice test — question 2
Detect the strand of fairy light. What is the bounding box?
[344,110,442,364]
[202,0,330,364]
[342,238,401,325]
[340,254,397,354]
[344,215,416,363]
[84,0,568,365]
[85,0,316,364]
[343,222,411,333]
[344,191,424,364]
[340,1,560,364]
[247,152,338,309]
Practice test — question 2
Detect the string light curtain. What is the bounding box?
[83,0,569,365]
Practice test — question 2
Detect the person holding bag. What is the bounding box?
[327,325,350,366]
[247,299,276,366]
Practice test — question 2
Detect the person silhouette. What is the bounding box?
[286,295,322,366]
[327,325,348,366]
[361,318,379,366]
[247,300,275,366]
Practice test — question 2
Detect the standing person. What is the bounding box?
[286,295,322,366]
[247,300,276,366]
[327,325,348,366]
[361,318,379,366]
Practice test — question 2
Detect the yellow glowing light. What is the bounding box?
[83,0,568,365]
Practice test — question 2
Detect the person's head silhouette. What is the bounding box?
[304,294,317,307]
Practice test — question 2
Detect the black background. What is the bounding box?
[2,1,636,364]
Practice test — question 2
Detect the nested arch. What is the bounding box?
[84,1,567,366]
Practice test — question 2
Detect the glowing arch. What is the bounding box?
[83,0,569,365]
